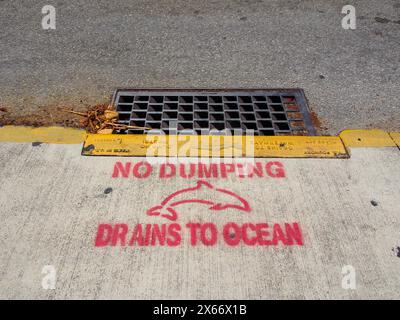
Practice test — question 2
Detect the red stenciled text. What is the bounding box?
[95,222,303,247]
[112,161,286,179]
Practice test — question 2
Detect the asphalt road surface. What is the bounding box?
[0,0,399,134]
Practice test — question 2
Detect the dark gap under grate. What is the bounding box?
[112,89,316,136]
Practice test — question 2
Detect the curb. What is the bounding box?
[0,126,85,144]
[0,126,399,158]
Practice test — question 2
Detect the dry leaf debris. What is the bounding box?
[62,104,149,134]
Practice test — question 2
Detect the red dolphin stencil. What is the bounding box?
[147,180,251,221]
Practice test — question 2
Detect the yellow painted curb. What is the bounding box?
[339,129,397,148]
[389,132,400,148]
[0,126,86,144]
[1,126,398,158]
[82,134,349,158]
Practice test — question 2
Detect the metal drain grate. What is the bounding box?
[112,89,316,136]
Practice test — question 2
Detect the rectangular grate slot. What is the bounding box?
[194,103,208,111]
[113,89,316,135]
[194,111,209,120]
[146,113,162,121]
[210,113,224,121]
[209,105,223,112]
[118,113,131,121]
[117,104,132,112]
[241,113,256,121]
[162,111,178,119]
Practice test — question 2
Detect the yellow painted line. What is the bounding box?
[82,134,349,158]
[389,132,400,148]
[339,129,397,148]
[1,126,397,157]
[0,126,86,144]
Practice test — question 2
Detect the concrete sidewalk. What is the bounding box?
[0,141,399,299]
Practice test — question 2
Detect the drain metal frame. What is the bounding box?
[111,89,316,136]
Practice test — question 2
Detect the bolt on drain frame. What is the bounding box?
[112,89,316,136]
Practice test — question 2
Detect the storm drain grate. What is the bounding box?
[112,89,316,136]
